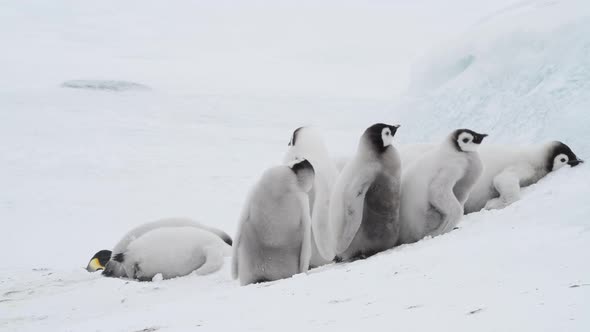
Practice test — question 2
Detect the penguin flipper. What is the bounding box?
[298,194,312,273]
[334,173,374,254]
[195,246,224,276]
[231,205,249,280]
[484,164,534,209]
[207,228,233,246]
[428,167,464,234]
[310,188,336,261]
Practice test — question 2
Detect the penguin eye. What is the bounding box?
[462,138,469,143]
[560,158,566,163]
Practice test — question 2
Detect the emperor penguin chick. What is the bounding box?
[329,123,402,261]
[283,126,339,267]
[398,129,487,244]
[232,159,315,286]
[99,218,232,278]
[111,226,229,281]
[465,141,583,213]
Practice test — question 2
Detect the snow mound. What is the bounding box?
[396,0,590,155]
[61,80,150,92]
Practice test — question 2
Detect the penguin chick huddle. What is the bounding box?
[232,124,489,285]
[88,124,583,286]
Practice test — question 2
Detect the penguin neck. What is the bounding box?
[441,137,465,154]
[537,142,556,173]
[260,168,298,197]
[357,137,388,160]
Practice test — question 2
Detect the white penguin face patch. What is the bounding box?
[457,132,480,152]
[381,127,394,147]
[552,153,569,171]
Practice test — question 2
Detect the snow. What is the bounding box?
[396,0,590,153]
[1,0,589,331]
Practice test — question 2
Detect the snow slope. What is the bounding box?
[2,166,589,332]
[396,0,590,154]
[1,0,589,331]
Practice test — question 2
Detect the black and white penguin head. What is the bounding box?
[547,141,583,172]
[362,123,400,153]
[86,250,112,272]
[288,158,315,192]
[451,129,488,152]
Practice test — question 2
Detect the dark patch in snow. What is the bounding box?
[7,315,49,323]
[61,80,150,92]
[133,327,159,332]
[569,283,590,288]
[329,298,352,304]
[3,290,22,296]
[406,304,422,310]
[468,308,484,315]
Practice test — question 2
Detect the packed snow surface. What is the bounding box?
[1,0,589,331]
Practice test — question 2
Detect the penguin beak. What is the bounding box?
[473,134,488,144]
[86,258,105,272]
[567,159,584,167]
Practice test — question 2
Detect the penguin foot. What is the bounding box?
[484,198,511,210]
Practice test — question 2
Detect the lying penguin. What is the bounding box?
[86,218,232,281]
[464,141,583,213]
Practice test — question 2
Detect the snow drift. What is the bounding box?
[396,0,590,155]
